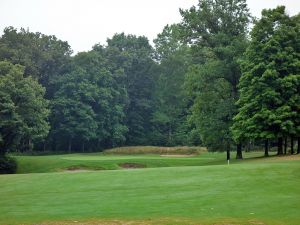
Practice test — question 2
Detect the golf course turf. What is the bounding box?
[0,151,299,225]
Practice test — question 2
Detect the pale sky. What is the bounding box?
[0,0,299,54]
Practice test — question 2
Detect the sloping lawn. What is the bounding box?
[0,154,299,225]
[14,153,222,173]
[14,151,276,174]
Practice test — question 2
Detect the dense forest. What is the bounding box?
[0,0,299,160]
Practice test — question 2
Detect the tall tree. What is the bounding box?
[232,6,300,155]
[185,61,237,151]
[0,27,72,98]
[180,0,251,156]
[0,61,49,153]
[152,24,197,146]
[101,33,156,145]
[73,50,128,148]
[50,68,98,152]
[50,49,128,151]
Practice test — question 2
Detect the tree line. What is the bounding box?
[0,0,299,159]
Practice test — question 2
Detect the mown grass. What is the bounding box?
[12,146,279,174]
[0,154,300,225]
[13,153,217,173]
[14,150,276,174]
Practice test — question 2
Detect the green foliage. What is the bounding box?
[154,24,183,60]
[0,61,49,153]
[0,27,72,98]
[179,0,250,61]
[181,0,251,151]
[50,50,128,151]
[152,24,194,146]
[185,61,236,150]
[0,155,17,174]
[0,3,297,154]
[102,33,157,145]
[232,6,300,142]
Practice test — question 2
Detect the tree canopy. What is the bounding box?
[232,6,300,154]
[0,1,299,158]
[180,0,251,155]
[0,61,49,153]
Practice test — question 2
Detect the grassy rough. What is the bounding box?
[0,154,299,225]
[103,146,207,155]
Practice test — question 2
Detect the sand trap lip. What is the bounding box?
[64,167,102,172]
[64,169,94,173]
[119,163,146,169]
[160,154,196,157]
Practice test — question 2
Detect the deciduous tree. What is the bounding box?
[180,0,251,157]
[0,61,49,153]
[232,6,300,155]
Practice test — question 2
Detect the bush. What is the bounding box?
[0,156,17,174]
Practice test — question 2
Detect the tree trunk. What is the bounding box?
[28,138,33,152]
[82,142,85,153]
[246,140,251,152]
[168,124,172,144]
[264,139,269,157]
[226,142,230,161]
[97,139,101,150]
[43,142,46,152]
[68,138,72,153]
[236,143,243,159]
[291,136,294,155]
[277,137,283,155]
[55,139,58,152]
[297,137,300,154]
[284,137,287,155]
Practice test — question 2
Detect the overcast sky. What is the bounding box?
[0,0,299,53]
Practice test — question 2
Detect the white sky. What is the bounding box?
[0,0,299,54]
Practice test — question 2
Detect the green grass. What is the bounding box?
[13,152,221,173]
[14,149,276,174]
[1,151,300,224]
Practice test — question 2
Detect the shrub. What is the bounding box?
[0,156,17,174]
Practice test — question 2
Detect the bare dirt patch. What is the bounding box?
[119,163,146,169]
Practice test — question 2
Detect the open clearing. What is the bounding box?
[0,151,299,225]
